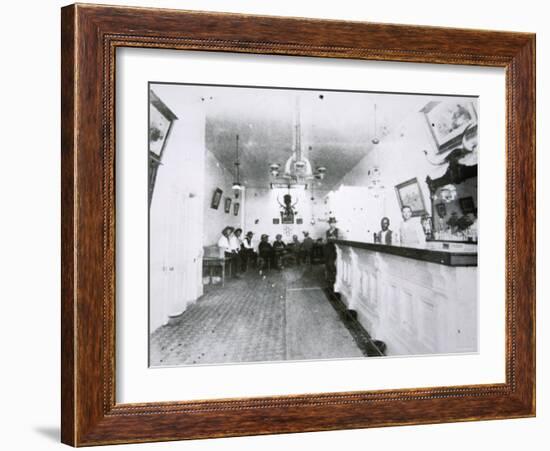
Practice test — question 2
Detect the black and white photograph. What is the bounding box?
[148,83,479,367]
[4,0,544,449]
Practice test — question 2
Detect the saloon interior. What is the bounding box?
[149,83,478,366]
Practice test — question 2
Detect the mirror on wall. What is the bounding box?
[426,161,478,243]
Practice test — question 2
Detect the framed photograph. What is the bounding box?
[435,202,447,218]
[61,4,535,447]
[224,197,232,213]
[280,210,294,224]
[422,99,478,153]
[210,187,223,209]
[459,196,476,215]
[148,90,177,204]
[395,178,427,217]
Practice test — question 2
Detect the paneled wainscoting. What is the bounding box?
[335,242,478,356]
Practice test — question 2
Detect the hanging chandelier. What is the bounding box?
[366,145,385,198]
[269,96,326,185]
[232,134,243,193]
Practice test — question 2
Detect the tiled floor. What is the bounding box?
[150,264,365,367]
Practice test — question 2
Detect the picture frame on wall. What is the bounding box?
[459,196,476,215]
[148,90,177,204]
[395,177,428,217]
[422,99,478,153]
[435,202,447,218]
[233,202,240,216]
[224,197,232,213]
[61,3,535,447]
[210,187,223,209]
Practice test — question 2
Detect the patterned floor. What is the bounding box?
[149,264,365,367]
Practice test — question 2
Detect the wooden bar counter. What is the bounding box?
[334,240,478,356]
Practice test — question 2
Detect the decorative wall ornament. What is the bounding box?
[277,193,298,224]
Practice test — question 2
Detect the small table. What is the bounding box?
[203,256,232,287]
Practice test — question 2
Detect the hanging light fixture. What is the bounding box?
[367,145,386,198]
[270,96,327,185]
[232,134,243,194]
[371,103,380,145]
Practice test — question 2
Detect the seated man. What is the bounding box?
[272,234,287,269]
[217,226,241,278]
[284,234,301,265]
[258,234,273,270]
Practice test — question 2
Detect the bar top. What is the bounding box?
[334,240,477,267]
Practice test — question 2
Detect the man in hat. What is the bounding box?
[231,228,243,252]
[272,234,287,269]
[301,231,314,265]
[288,234,302,265]
[230,228,245,272]
[241,231,257,270]
[258,234,273,270]
[217,226,241,278]
[217,226,234,253]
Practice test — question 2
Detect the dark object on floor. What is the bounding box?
[324,288,386,357]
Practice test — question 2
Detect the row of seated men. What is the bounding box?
[217,226,323,277]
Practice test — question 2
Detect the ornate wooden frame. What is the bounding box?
[61,3,535,446]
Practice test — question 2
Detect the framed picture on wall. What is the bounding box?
[62,4,535,447]
[148,90,177,204]
[224,197,232,213]
[435,202,447,218]
[233,202,240,216]
[459,196,476,215]
[422,100,478,153]
[395,177,427,217]
[210,188,223,209]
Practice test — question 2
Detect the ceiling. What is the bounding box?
[153,84,435,191]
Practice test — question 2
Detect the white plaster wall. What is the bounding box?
[203,149,244,246]
[149,87,206,332]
